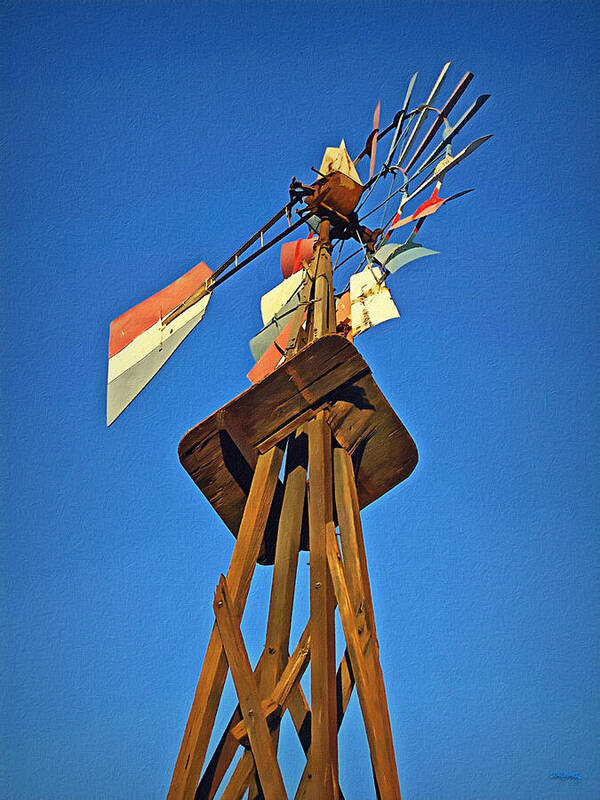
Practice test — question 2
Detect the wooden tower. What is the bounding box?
[167,217,418,799]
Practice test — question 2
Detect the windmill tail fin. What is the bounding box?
[106,261,212,426]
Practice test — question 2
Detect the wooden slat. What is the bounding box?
[213,576,288,800]
[307,414,338,798]
[326,524,401,800]
[220,681,312,800]
[334,446,372,631]
[219,754,254,800]
[249,429,308,800]
[168,444,285,800]
[286,682,312,755]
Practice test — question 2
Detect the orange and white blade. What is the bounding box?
[107,262,212,425]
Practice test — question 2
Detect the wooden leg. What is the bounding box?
[249,430,307,800]
[326,524,401,800]
[294,647,355,800]
[168,444,285,800]
[262,429,307,688]
[307,413,338,799]
[334,447,401,798]
[211,431,307,800]
[194,705,242,799]
[213,577,287,800]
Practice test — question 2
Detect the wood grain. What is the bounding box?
[307,414,338,798]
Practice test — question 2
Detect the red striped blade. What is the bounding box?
[107,261,212,425]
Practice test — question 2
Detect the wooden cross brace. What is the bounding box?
[168,422,402,800]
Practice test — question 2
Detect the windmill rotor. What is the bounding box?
[106,62,491,423]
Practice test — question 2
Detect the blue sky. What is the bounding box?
[1,1,599,798]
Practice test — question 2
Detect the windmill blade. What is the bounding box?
[371,241,439,274]
[402,135,492,208]
[260,269,306,327]
[247,313,300,384]
[403,72,474,173]
[107,262,212,425]
[250,303,297,362]
[444,188,476,203]
[389,182,477,233]
[389,187,447,230]
[396,61,451,168]
[369,100,381,180]
[443,93,490,144]
[410,93,490,180]
[280,237,315,280]
[350,265,400,335]
[383,72,418,169]
[354,101,415,165]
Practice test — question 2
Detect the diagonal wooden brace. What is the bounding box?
[231,622,311,746]
[213,576,288,800]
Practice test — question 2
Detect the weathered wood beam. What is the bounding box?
[326,524,401,800]
[335,446,401,798]
[167,444,285,800]
[307,413,338,798]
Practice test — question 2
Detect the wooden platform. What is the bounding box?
[178,334,418,563]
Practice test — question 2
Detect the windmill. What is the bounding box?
[107,63,490,799]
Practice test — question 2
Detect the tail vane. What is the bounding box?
[106,262,212,425]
